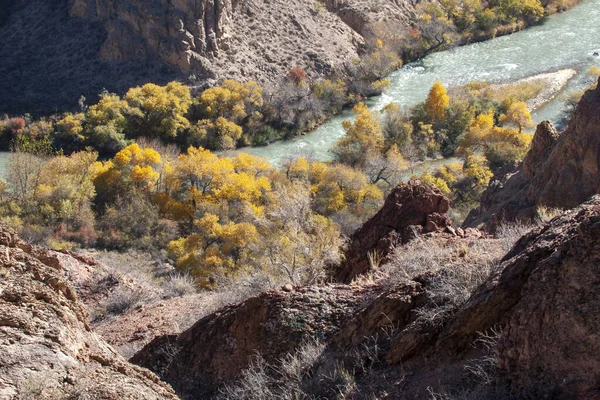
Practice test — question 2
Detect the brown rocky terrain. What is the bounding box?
[463,77,600,232]
[0,0,417,115]
[132,189,600,399]
[0,226,177,399]
[335,180,454,283]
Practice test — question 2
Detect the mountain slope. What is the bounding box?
[0,0,416,115]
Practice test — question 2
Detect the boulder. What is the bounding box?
[335,180,452,283]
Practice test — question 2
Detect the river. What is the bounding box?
[239,0,600,167]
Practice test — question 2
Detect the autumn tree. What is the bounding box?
[83,92,130,154]
[364,146,408,187]
[93,144,163,211]
[425,81,450,121]
[382,103,413,150]
[124,82,192,141]
[195,80,263,124]
[310,163,383,215]
[35,151,98,228]
[499,0,544,24]
[167,213,259,285]
[311,79,348,114]
[458,109,532,172]
[258,183,342,285]
[346,39,402,96]
[332,102,384,168]
[499,101,534,133]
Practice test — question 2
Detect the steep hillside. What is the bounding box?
[464,77,600,231]
[0,226,177,399]
[0,0,415,115]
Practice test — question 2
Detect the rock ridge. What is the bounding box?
[335,180,454,283]
[0,226,177,399]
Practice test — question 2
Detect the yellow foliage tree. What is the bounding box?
[197,80,263,124]
[499,101,534,133]
[124,82,192,140]
[333,102,384,167]
[56,113,84,139]
[167,213,259,285]
[310,163,383,214]
[35,151,98,227]
[425,81,450,121]
[95,144,162,196]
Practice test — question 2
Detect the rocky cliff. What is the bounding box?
[0,227,177,399]
[445,196,600,398]
[335,180,454,283]
[464,78,600,231]
[0,0,417,114]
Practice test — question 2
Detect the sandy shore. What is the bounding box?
[492,69,577,112]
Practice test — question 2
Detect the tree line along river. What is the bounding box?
[240,0,600,168]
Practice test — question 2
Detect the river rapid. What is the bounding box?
[239,0,600,167]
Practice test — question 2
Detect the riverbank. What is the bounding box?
[239,0,599,166]
[491,69,577,112]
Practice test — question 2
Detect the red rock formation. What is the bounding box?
[133,197,600,399]
[464,78,600,232]
[0,227,177,399]
[335,180,452,283]
[443,196,600,399]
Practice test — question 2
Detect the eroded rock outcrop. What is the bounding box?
[335,180,453,283]
[131,283,411,396]
[442,196,600,398]
[65,0,418,80]
[0,227,177,399]
[464,78,600,232]
[68,0,236,74]
[133,195,600,399]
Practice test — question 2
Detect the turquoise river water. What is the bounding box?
[239,0,600,167]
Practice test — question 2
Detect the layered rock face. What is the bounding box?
[66,0,416,80]
[464,79,600,231]
[445,196,600,398]
[0,227,177,399]
[68,0,238,75]
[335,180,453,283]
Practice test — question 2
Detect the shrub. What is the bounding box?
[415,260,497,326]
[217,339,326,400]
[288,68,308,85]
[495,221,535,252]
[104,286,145,315]
[163,272,197,298]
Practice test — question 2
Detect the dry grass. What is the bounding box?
[385,237,505,283]
[382,236,507,326]
[495,222,536,253]
[415,260,498,326]
[487,80,546,103]
[163,272,198,299]
[217,339,330,400]
[464,327,502,385]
